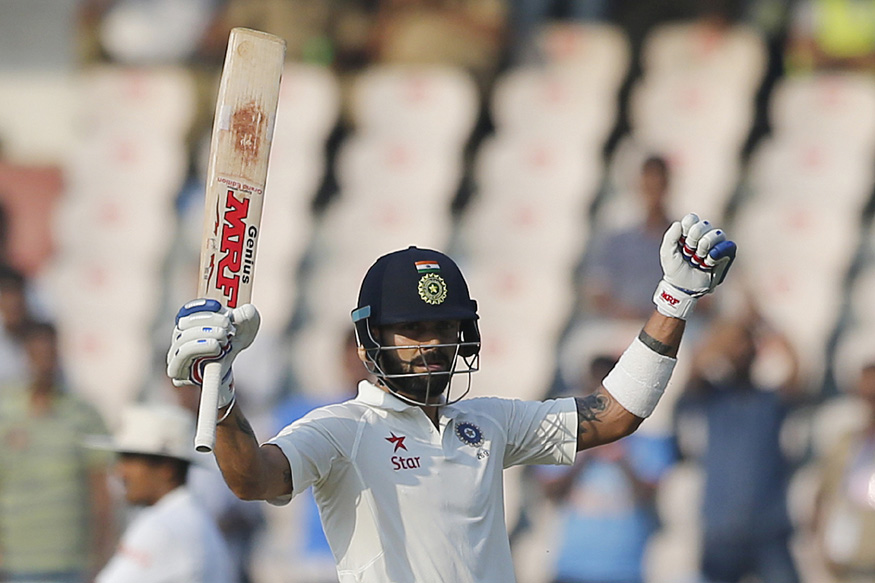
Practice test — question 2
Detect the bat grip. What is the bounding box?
[195,361,223,453]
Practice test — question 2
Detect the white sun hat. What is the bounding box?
[107,403,197,462]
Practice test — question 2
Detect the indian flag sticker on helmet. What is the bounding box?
[418,273,447,305]
[415,260,440,273]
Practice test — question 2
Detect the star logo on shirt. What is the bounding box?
[385,432,407,452]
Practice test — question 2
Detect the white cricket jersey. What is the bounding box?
[96,486,234,583]
[268,380,578,583]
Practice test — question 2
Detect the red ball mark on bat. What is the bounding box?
[231,101,266,165]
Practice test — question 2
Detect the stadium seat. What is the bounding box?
[457,192,589,275]
[44,257,164,326]
[768,73,875,150]
[77,65,196,139]
[272,64,341,149]
[0,71,79,164]
[641,22,768,94]
[63,132,189,205]
[469,314,562,401]
[465,257,577,339]
[532,23,631,96]
[334,134,465,206]
[629,72,755,151]
[747,134,875,213]
[490,66,618,144]
[732,198,856,384]
[52,189,177,269]
[472,133,602,206]
[349,64,480,148]
[56,317,155,425]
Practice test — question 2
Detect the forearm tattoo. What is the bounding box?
[575,393,608,434]
[235,414,257,439]
[638,329,674,356]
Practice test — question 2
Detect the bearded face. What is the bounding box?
[366,321,462,404]
[377,342,455,403]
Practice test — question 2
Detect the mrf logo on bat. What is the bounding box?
[207,176,261,308]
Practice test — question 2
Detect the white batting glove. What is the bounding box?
[166,299,261,408]
[653,213,737,320]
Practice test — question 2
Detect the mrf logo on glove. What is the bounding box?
[653,213,737,320]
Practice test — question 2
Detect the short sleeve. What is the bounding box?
[501,397,578,468]
[266,409,349,505]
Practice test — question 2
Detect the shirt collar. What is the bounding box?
[355,380,419,412]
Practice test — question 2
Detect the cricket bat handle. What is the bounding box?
[195,361,223,452]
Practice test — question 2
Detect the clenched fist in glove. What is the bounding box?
[654,213,737,320]
[166,298,261,409]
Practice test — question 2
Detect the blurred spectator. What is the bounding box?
[812,356,875,582]
[200,0,375,71]
[78,0,221,65]
[0,268,34,388]
[95,403,235,583]
[579,155,672,321]
[674,315,802,583]
[533,354,675,583]
[0,321,114,582]
[368,0,507,92]
[785,0,875,73]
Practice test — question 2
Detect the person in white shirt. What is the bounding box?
[96,404,235,583]
[167,214,736,583]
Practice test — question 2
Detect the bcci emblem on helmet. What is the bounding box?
[418,273,447,305]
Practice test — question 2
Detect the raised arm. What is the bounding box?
[167,300,292,501]
[575,214,736,452]
[213,404,292,501]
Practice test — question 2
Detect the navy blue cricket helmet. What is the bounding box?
[351,247,480,403]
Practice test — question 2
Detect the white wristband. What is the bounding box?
[602,336,677,418]
[653,279,698,320]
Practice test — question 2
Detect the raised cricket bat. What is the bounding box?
[195,28,285,452]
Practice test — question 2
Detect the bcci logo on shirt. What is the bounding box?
[455,422,484,447]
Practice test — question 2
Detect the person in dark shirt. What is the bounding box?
[674,315,802,583]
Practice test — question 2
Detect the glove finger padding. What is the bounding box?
[167,326,230,385]
[679,213,699,256]
[168,337,227,386]
[682,218,712,259]
[166,299,261,409]
[693,228,726,269]
[229,303,260,353]
[705,240,737,290]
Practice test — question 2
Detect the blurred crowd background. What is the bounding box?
[2,0,875,582]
